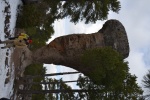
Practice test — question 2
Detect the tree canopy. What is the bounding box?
[142,70,150,99]
[81,47,128,85]
[18,0,121,26]
[76,74,143,100]
[44,0,121,24]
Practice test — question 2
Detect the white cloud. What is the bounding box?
[127,51,148,86]
[85,21,103,33]
[64,19,104,35]
[46,19,66,43]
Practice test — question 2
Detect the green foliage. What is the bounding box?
[17,0,120,28]
[81,47,128,87]
[143,70,150,88]
[24,64,46,100]
[25,27,54,50]
[79,47,143,99]
[58,0,121,24]
[24,64,46,75]
[142,70,150,99]
[77,74,143,100]
[16,3,54,50]
[16,3,54,28]
[45,78,76,100]
[31,94,45,100]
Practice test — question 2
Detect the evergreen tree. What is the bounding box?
[143,70,150,88]
[81,47,128,85]
[76,74,143,100]
[143,70,150,99]
[17,0,121,28]
[58,0,120,23]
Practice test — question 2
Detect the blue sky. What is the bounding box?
[45,0,150,90]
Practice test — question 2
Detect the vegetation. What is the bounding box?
[142,70,150,99]
[17,0,121,27]
[25,27,53,50]
[76,74,143,100]
[20,73,143,100]
[23,64,46,99]
[143,70,150,88]
[81,47,128,85]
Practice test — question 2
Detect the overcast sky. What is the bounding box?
[45,0,150,90]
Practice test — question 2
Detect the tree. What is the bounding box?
[142,70,150,99]
[19,78,77,100]
[20,0,121,26]
[18,73,143,100]
[76,74,143,100]
[18,72,79,99]
[54,0,121,23]
[81,47,128,85]
[143,70,150,88]
[24,71,80,79]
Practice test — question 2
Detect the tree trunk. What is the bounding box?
[22,80,78,85]
[18,89,95,94]
[24,71,80,78]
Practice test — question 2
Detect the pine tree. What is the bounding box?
[18,0,121,27]
[76,74,143,100]
[142,70,150,99]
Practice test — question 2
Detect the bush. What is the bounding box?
[81,47,128,88]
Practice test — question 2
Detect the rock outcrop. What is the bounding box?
[32,19,129,72]
[13,19,129,77]
[99,19,129,58]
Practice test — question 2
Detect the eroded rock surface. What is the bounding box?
[33,19,129,64]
